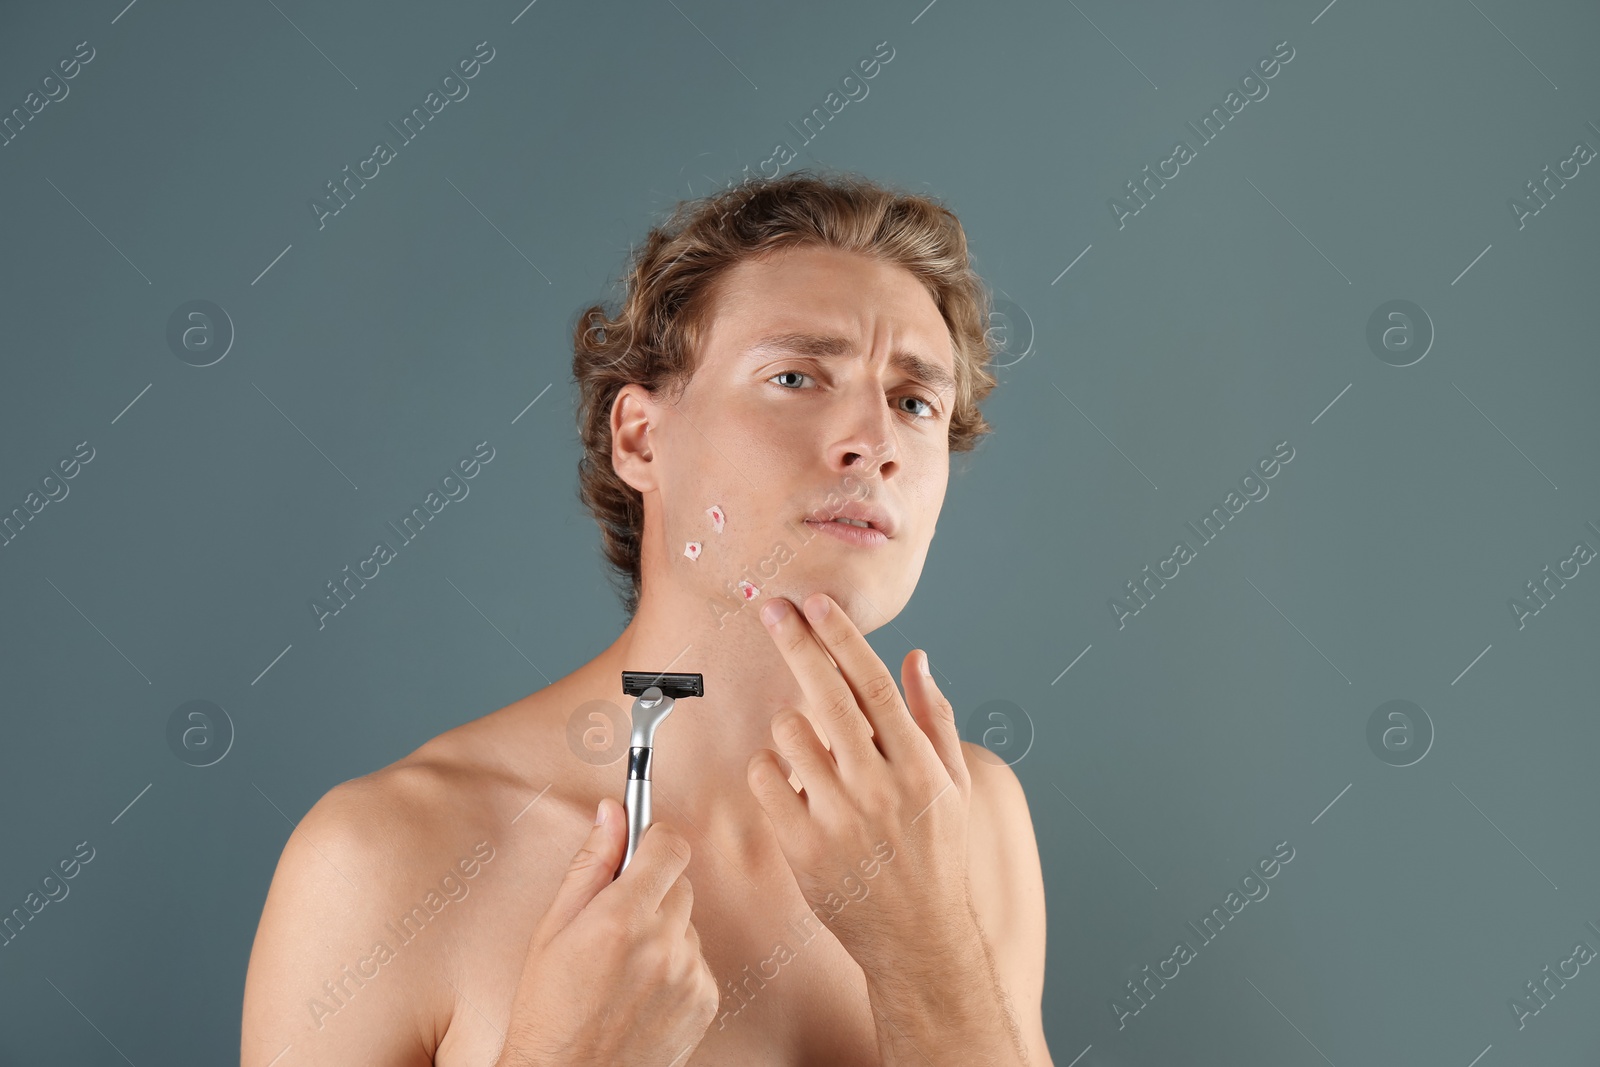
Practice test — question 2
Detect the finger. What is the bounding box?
[746,745,810,840]
[903,649,970,803]
[613,820,693,921]
[536,796,629,946]
[683,918,705,962]
[797,592,924,766]
[656,869,694,932]
[684,922,715,986]
[768,708,841,806]
[760,596,878,777]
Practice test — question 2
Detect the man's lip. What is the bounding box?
[802,504,896,537]
[804,518,891,546]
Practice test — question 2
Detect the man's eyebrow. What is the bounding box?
[744,333,957,397]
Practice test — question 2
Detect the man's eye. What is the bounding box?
[767,370,938,419]
[770,370,812,389]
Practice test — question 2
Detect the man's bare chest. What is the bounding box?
[433,854,881,1066]
[690,886,881,1066]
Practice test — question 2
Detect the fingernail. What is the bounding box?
[594,800,607,826]
[761,599,788,626]
[918,650,931,676]
[804,595,830,622]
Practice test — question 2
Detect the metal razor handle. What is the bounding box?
[620,746,652,874]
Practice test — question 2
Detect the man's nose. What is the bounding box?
[829,390,898,476]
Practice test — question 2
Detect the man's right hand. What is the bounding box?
[495,798,721,1067]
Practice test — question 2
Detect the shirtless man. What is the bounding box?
[241,171,1053,1066]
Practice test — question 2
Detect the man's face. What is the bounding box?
[614,244,958,633]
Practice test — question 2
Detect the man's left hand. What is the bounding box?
[746,592,977,981]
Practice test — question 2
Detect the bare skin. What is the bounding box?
[241,245,1052,1066]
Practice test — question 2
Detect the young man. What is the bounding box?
[242,171,1052,1066]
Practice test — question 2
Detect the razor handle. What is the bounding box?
[620,745,652,874]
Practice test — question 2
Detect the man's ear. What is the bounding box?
[611,383,660,494]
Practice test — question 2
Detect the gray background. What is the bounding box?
[1,0,1597,1064]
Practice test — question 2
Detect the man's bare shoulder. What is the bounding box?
[961,740,1044,942]
[960,741,1053,1066]
[308,681,615,871]
[328,700,546,832]
[242,684,600,1065]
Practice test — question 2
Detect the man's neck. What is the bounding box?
[581,581,834,864]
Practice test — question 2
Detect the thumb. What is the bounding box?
[533,797,624,946]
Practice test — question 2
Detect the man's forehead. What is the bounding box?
[710,250,951,343]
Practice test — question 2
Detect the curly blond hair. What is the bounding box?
[570,168,999,618]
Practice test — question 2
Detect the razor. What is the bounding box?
[617,670,705,876]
